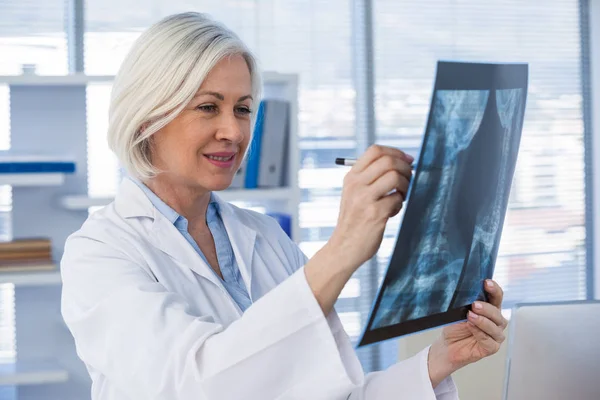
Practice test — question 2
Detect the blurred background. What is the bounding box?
[0,0,597,399]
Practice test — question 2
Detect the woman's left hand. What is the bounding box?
[428,279,508,388]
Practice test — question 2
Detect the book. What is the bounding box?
[266,212,292,239]
[0,156,76,174]
[0,250,51,261]
[0,261,56,273]
[244,101,265,189]
[258,100,289,188]
[230,157,248,189]
[0,238,51,252]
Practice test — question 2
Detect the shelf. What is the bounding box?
[217,187,296,203]
[0,74,114,86]
[0,271,61,287]
[60,195,114,210]
[0,360,69,386]
[0,173,65,186]
[60,187,296,210]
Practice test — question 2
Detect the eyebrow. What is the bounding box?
[194,91,253,102]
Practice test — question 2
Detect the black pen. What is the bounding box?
[335,157,415,169]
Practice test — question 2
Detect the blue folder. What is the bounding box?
[0,161,76,174]
[244,102,265,189]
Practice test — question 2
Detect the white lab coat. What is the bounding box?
[61,178,458,400]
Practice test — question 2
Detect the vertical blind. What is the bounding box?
[373,0,590,310]
[0,0,592,375]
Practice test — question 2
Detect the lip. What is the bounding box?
[203,152,236,168]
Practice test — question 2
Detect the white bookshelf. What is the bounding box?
[0,360,69,386]
[0,75,88,399]
[0,71,300,399]
[0,271,61,287]
[0,173,65,186]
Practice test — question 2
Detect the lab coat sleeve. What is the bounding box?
[61,234,367,400]
[324,311,458,399]
[287,231,459,399]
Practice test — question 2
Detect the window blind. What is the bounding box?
[0,0,591,378]
[82,0,592,374]
[373,0,590,310]
[0,0,68,75]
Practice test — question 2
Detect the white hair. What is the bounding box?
[107,12,262,179]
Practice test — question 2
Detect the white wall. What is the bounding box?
[398,325,509,400]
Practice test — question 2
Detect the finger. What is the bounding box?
[360,155,413,185]
[484,279,504,309]
[370,171,410,199]
[466,322,502,355]
[352,145,413,173]
[377,191,404,218]
[472,301,507,329]
[467,311,506,343]
[396,176,410,199]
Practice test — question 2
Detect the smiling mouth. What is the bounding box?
[205,154,235,162]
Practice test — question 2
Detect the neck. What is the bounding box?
[143,174,211,226]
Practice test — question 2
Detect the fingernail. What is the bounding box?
[468,311,478,319]
[405,154,415,162]
[486,280,495,289]
[473,302,483,310]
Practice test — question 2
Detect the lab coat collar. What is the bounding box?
[114,177,156,219]
[114,178,257,294]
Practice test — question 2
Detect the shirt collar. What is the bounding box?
[128,176,221,225]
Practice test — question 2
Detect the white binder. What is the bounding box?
[229,157,247,189]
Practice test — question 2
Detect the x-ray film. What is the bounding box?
[358,61,528,346]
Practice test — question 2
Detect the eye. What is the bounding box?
[236,106,252,115]
[196,104,218,113]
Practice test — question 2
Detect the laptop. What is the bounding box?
[503,301,600,400]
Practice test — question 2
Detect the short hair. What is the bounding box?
[107,12,262,179]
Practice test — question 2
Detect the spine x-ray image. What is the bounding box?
[358,62,528,346]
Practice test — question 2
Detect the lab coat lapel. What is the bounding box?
[149,214,223,288]
[214,195,257,295]
[115,178,223,288]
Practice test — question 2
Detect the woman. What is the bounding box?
[61,12,508,400]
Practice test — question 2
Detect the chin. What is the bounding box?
[203,176,234,192]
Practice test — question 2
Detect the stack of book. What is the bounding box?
[0,238,55,273]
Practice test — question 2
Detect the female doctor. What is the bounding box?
[61,12,508,400]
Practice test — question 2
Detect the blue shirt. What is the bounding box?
[132,178,252,312]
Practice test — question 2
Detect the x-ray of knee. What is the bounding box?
[359,61,528,346]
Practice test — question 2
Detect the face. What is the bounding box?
[150,54,253,192]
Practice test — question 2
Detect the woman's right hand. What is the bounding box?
[304,145,413,315]
[328,145,414,273]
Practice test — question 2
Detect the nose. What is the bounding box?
[215,112,245,144]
